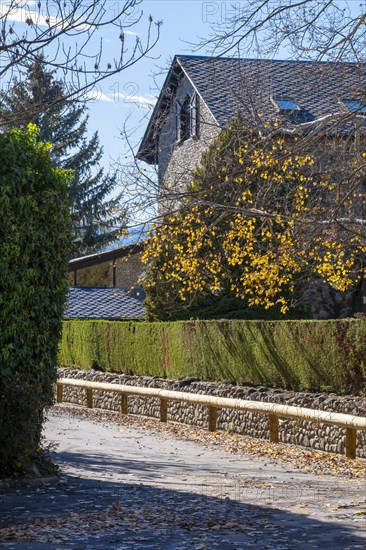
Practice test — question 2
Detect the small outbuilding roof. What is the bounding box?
[65,287,146,320]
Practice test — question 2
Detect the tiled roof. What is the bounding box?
[65,287,146,320]
[176,55,366,127]
[138,55,366,162]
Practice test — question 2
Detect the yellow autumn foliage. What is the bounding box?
[142,117,366,317]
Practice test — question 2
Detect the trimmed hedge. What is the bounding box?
[59,319,366,394]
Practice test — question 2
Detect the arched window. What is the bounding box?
[175,93,197,143]
[180,96,191,141]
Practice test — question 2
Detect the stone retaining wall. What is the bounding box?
[57,367,366,458]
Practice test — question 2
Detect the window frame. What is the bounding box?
[342,99,366,115]
[175,92,198,143]
[272,97,300,112]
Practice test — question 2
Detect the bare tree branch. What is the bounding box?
[195,1,366,62]
[0,0,161,123]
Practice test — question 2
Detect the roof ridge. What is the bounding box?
[69,286,142,291]
[176,54,361,66]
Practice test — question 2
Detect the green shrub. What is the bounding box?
[0,125,72,477]
[59,318,366,394]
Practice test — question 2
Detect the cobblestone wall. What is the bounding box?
[58,367,366,458]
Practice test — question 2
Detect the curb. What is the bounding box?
[0,476,60,491]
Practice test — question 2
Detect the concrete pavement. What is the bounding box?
[0,406,365,549]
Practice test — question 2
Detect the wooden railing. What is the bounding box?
[56,378,366,459]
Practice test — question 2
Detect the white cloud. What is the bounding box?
[106,26,140,37]
[0,4,141,37]
[84,90,114,103]
[0,3,64,29]
[83,91,156,108]
[117,93,156,109]
[0,3,95,31]
[0,0,36,6]
[137,103,155,111]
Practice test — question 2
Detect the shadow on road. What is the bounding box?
[0,451,365,549]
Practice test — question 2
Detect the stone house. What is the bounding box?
[138,55,366,190]
[137,55,366,318]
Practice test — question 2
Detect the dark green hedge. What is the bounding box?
[59,319,366,394]
[0,126,72,477]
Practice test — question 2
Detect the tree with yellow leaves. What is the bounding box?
[142,113,366,320]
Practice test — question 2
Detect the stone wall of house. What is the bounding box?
[115,252,144,289]
[57,367,366,458]
[158,75,220,213]
[306,279,363,320]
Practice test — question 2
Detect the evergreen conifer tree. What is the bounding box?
[0,57,124,257]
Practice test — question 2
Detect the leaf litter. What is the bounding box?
[0,487,288,547]
[0,404,365,548]
[51,404,366,480]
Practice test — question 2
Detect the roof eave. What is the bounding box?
[136,56,183,164]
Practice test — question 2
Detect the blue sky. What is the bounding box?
[84,1,226,170]
[0,0,222,169]
[0,0,255,232]
[65,0,366,172]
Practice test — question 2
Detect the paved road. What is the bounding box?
[0,406,365,549]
